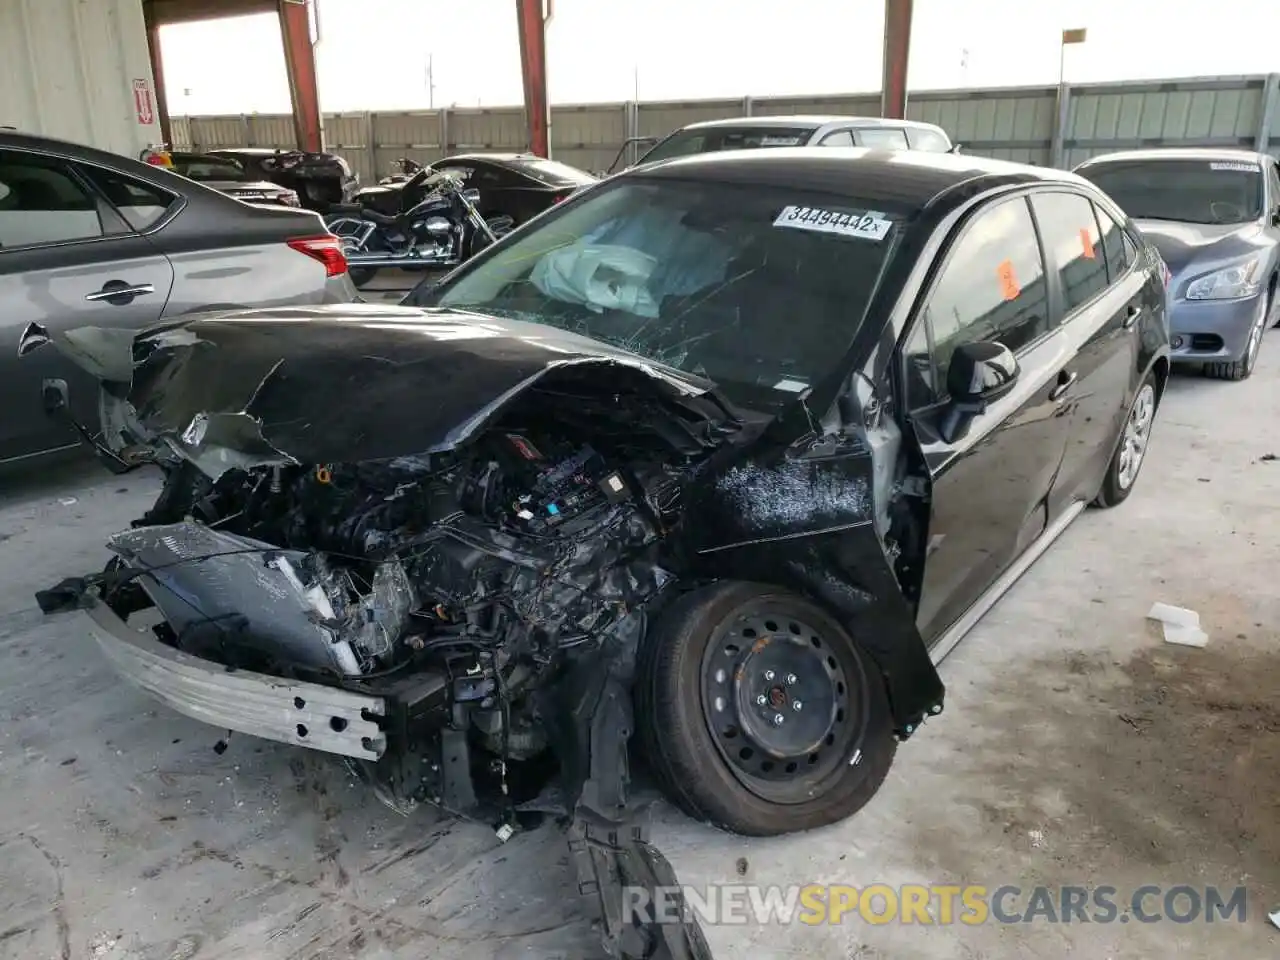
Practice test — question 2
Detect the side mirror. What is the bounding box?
[948,143,964,154]
[939,341,1019,443]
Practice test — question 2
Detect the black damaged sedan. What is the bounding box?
[30,148,1169,960]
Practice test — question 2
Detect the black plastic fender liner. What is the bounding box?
[569,817,715,960]
[681,446,944,737]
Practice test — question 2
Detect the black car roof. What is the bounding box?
[629,147,1084,216]
[442,153,538,164]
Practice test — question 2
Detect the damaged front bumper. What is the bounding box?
[81,595,387,760]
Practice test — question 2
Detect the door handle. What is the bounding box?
[1122,304,1142,329]
[85,282,155,304]
[1048,369,1078,402]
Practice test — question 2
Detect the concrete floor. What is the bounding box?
[2,341,1279,959]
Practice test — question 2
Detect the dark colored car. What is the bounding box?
[1075,148,1280,381]
[167,151,301,207]
[208,147,359,213]
[354,153,596,227]
[32,148,1167,960]
[0,130,356,467]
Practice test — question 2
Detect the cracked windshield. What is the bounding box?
[411,178,900,399]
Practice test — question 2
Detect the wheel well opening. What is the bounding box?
[1153,356,1170,403]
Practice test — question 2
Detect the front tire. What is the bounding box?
[1205,290,1270,381]
[636,581,896,836]
[1094,371,1158,508]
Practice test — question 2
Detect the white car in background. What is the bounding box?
[608,114,957,173]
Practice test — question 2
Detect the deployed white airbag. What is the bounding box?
[530,243,661,318]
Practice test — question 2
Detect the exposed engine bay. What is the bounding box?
[101,389,702,815]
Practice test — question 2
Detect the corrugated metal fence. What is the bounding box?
[170,73,1280,183]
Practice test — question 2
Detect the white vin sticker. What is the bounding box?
[773,205,892,241]
[1209,161,1258,172]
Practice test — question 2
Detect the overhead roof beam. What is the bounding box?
[143,0,275,27]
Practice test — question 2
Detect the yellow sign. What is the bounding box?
[1061,28,1088,44]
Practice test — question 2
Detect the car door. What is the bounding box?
[0,150,175,462]
[1029,191,1141,513]
[899,193,1076,645]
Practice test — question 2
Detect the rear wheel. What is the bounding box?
[1094,371,1158,508]
[636,581,896,836]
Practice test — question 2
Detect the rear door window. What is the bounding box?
[1092,204,1129,282]
[855,127,910,150]
[0,150,104,248]
[1029,191,1108,313]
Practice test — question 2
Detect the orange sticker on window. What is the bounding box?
[1080,227,1096,259]
[996,259,1020,301]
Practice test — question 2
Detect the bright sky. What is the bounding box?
[160,0,1280,115]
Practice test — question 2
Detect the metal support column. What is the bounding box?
[516,0,550,157]
[880,0,913,120]
[277,0,323,152]
[1257,73,1280,153]
[142,1,173,147]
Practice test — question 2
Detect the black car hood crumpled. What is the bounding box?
[120,304,725,466]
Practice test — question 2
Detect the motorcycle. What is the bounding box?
[324,170,514,288]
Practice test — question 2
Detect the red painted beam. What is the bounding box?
[142,1,173,147]
[880,0,913,120]
[277,0,323,152]
[516,0,550,157]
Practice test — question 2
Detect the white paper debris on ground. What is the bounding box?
[1146,602,1209,648]
[1268,907,1280,930]
[58,496,78,506]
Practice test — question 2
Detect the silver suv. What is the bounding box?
[0,130,356,465]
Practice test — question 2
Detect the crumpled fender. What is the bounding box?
[681,437,944,736]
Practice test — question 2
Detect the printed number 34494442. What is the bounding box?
[773,205,892,241]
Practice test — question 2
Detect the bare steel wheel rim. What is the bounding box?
[1117,383,1156,491]
[699,607,869,805]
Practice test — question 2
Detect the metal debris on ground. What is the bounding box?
[1269,907,1280,930]
[1146,602,1209,648]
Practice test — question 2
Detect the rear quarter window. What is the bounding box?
[906,127,952,152]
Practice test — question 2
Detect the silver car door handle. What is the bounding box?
[85,283,155,302]
[1122,304,1141,329]
[1048,370,1078,402]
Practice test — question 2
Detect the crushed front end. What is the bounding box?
[32,309,946,960]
